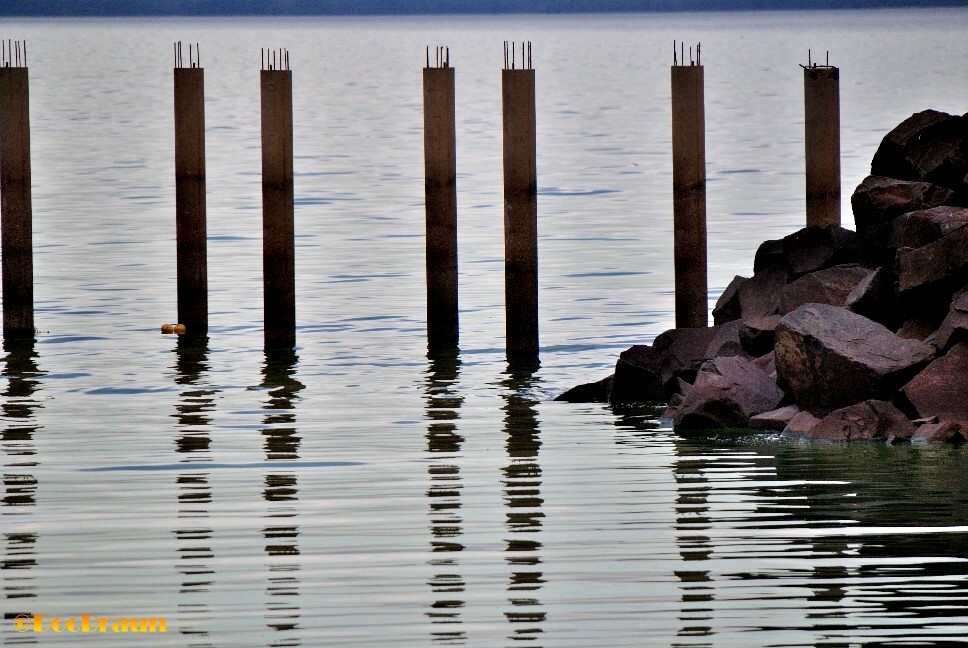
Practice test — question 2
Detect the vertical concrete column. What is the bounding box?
[260,48,295,349]
[502,41,538,359]
[671,43,708,329]
[0,42,34,340]
[174,42,208,335]
[803,55,841,228]
[423,46,459,353]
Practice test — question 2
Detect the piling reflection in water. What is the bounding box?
[260,348,304,645]
[500,358,546,642]
[672,437,714,641]
[1,340,42,642]
[170,335,217,642]
[423,351,466,644]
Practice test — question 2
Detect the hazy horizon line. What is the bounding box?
[1,0,965,17]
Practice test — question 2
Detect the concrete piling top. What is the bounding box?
[1,39,27,68]
[173,41,201,69]
[261,46,290,72]
[503,41,532,71]
[426,45,451,69]
[801,49,837,71]
[672,40,701,67]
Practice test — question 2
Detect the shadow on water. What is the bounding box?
[423,349,466,645]
[500,357,547,644]
[1,339,43,641]
[260,347,304,647]
[170,335,218,643]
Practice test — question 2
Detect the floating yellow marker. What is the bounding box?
[161,323,174,334]
[173,324,186,335]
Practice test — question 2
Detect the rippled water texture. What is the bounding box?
[2,9,968,647]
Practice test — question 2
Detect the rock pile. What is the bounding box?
[557,109,968,443]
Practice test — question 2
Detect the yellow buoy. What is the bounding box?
[173,324,186,335]
[161,323,174,334]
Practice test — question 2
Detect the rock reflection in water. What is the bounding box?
[423,350,466,645]
[501,358,546,643]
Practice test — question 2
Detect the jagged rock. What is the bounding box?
[897,319,936,341]
[904,114,968,192]
[673,356,785,429]
[753,239,785,274]
[735,266,787,356]
[898,342,968,421]
[704,319,745,359]
[890,206,968,252]
[911,419,968,443]
[749,404,800,431]
[555,374,612,403]
[806,400,916,442]
[844,267,900,330]
[851,175,954,266]
[609,326,718,404]
[896,222,968,322]
[782,225,859,278]
[780,264,872,315]
[739,316,780,357]
[751,350,776,379]
[712,275,746,325]
[782,411,821,437]
[774,303,935,415]
[932,289,968,352]
[871,109,953,181]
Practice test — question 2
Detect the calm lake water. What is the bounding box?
[3,8,968,647]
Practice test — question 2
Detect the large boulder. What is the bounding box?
[774,303,935,415]
[554,374,612,403]
[751,226,858,278]
[851,175,954,266]
[890,206,968,252]
[870,109,968,191]
[673,356,785,429]
[931,289,968,352]
[780,264,872,315]
[844,267,900,330]
[736,266,787,356]
[911,419,968,443]
[749,404,800,431]
[712,275,746,325]
[898,342,968,421]
[782,225,859,279]
[805,400,916,442]
[895,222,968,322]
[609,326,718,403]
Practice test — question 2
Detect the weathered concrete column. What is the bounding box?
[502,41,538,359]
[0,42,34,340]
[671,44,708,329]
[803,55,841,228]
[174,42,208,335]
[261,48,295,349]
[423,46,459,352]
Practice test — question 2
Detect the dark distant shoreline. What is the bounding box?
[1,0,965,18]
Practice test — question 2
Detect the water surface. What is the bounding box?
[3,9,968,646]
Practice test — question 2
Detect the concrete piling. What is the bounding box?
[174,42,208,335]
[0,41,34,339]
[423,46,459,353]
[260,48,295,349]
[803,52,841,228]
[670,42,708,329]
[502,41,538,358]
